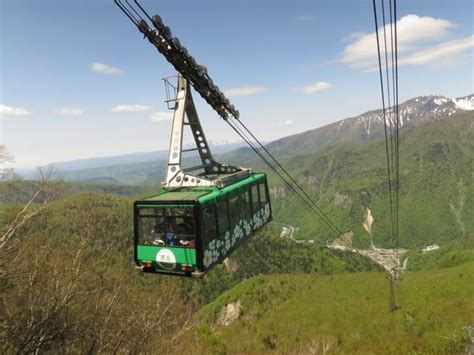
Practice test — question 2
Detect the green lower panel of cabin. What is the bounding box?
[137,245,196,273]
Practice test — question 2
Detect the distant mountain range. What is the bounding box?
[18,141,246,181]
[18,94,473,186]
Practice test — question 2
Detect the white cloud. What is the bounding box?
[399,35,474,66]
[112,104,151,112]
[293,82,333,95]
[91,62,123,75]
[0,104,31,117]
[342,14,458,70]
[150,111,173,122]
[223,86,267,98]
[276,120,294,126]
[342,32,366,42]
[55,107,84,116]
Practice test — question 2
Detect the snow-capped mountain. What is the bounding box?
[266,94,474,156]
[452,95,474,111]
[352,94,474,134]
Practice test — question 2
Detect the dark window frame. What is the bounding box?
[259,182,268,206]
[241,188,252,220]
[228,192,242,227]
[202,204,218,245]
[250,183,261,214]
[216,195,230,236]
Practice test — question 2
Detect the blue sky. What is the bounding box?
[1,0,473,167]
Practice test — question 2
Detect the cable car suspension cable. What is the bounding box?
[226,119,344,239]
[381,0,397,225]
[394,0,400,249]
[373,0,402,312]
[233,119,345,237]
[372,0,396,244]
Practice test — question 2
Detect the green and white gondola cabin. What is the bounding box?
[134,172,271,277]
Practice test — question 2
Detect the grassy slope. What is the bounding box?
[196,262,474,354]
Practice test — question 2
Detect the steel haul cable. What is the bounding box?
[381,0,397,239]
[225,119,344,240]
[372,0,396,244]
[233,119,345,237]
[394,0,400,249]
[373,0,402,313]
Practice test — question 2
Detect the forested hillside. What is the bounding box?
[0,179,156,204]
[0,189,379,353]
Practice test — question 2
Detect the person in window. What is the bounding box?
[166,223,180,246]
[150,224,165,246]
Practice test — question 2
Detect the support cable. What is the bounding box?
[114,0,140,25]
[372,0,396,244]
[227,120,342,238]
[374,0,402,313]
[234,119,344,237]
[388,0,398,247]
[125,0,145,21]
[394,0,400,249]
[133,0,155,23]
[225,119,345,241]
[381,0,397,221]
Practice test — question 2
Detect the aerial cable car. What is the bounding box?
[115,1,272,277]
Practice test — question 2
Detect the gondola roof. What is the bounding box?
[138,173,266,203]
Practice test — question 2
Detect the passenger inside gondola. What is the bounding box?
[166,222,178,246]
[151,224,165,246]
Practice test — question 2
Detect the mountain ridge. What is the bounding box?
[264,93,473,158]
[17,141,246,179]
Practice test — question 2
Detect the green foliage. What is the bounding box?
[1,192,194,353]
[404,239,474,271]
[15,192,135,252]
[196,325,227,354]
[233,229,379,277]
[189,230,380,306]
[195,262,474,353]
[191,264,240,305]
